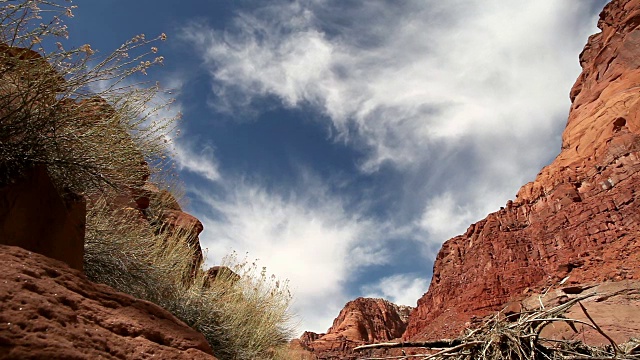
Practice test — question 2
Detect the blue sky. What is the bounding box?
[67,0,607,334]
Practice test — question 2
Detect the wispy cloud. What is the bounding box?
[177,0,604,333]
[172,139,221,182]
[181,0,598,170]
[190,175,383,333]
[361,274,429,307]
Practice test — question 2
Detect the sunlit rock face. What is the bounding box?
[297,298,412,359]
[0,244,216,359]
[404,0,640,341]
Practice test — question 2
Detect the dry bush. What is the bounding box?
[0,0,176,193]
[84,196,197,304]
[191,252,297,360]
[85,196,296,359]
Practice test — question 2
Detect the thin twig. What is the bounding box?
[578,302,621,356]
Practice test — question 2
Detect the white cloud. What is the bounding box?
[181,0,598,171]
[178,0,605,333]
[190,177,382,333]
[419,192,475,243]
[361,274,429,307]
[172,139,221,182]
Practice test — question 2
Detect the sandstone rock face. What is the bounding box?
[0,166,85,272]
[0,245,216,359]
[300,298,412,358]
[404,0,640,340]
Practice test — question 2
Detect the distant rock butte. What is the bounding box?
[0,245,216,359]
[297,298,412,358]
[404,0,640,341]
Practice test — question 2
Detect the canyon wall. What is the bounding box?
[404,0,640,340]
[0,245,217,359]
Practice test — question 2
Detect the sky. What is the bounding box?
[65,0,609,334]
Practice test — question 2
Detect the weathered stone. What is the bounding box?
[203,266,240,288]
[0,245,216,359]
[300,298,412,359]
[522,281,640,346]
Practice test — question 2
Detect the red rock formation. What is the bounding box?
[203,266,240,288]
[0,166,85,271]
[155,196,205,272]
[0,244,216,359]
[404,0,640,340]
[300,298,412,358]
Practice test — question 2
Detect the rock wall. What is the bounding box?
[404,0,640,340]
[0,166,85,271]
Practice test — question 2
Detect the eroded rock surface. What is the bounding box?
[0,245,216,359]
[404,0,640,340]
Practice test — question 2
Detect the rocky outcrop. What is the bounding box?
[140,183,205,272]
[404,0,640,340]
[0,244,216,359]
[299,298,412,358]
[0,166,85,272]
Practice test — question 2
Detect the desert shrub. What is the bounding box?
[85,195,296,359]
[84,195,197,303]
[0,0,175,193]
[191,253,296,359]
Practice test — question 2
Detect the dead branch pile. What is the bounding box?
[354,293,640,360]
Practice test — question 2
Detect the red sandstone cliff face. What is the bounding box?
[0,166,85,272]
[298,298,412,358]
[0,245,216,359]
[404,0,640,340]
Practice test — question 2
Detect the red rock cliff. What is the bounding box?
[404,0,640,340]
[298,298,412,358]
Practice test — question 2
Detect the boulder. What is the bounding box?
[0,244,216,359]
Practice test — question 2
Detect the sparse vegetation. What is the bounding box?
[85,195,296,359]
[0,0,174,192]
[0,1,296,359]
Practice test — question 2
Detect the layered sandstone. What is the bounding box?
[298,298,412,358]
[0,245,216,359]
[404,0,640,340]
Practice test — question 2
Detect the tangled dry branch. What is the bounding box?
[354,293,640,360]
